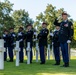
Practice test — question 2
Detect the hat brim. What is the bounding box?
[26,25,32,28]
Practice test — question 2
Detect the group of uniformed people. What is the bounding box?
[2,25,34,63]
[1,12,74,67]
[50,12,74,67]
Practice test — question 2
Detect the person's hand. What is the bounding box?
[34,32,38,36]
[67,40,71,43]
[19,39,23,42]
[52,42,54,45]
[50,33,54,37]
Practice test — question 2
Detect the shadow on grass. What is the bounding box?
[0,59,76,75]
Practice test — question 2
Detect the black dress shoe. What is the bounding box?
[53,61,60,65]
[53,63,60,65]
[4,59,7,61]
[30,61,32,63]
[40,62,45,64]
[7,60,13,62]
[20,61,23,63]
[61,64,69,67]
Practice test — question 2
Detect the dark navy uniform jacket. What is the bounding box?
[17,32,25,47]
[2,34,9,47]
[50,30,60,47]
[38,28,49,46]
[8,32,16,47]
[59,20,74,43]
[25,30,34,47]
[54,20,74,43]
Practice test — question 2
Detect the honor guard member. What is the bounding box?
[25,24,34,63]
[2,29,9,61]
[54,12,74,67]
[50,25,60,65]
[17,27,25,63]
[38,22,49,64]
[8,28,16,62]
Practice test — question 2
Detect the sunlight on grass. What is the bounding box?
[37,73,73,75]
[0,56,76,75]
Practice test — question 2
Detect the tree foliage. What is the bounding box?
[34,4,65,31]
[12,9,34,32]
[73,21,76,40]
[0,0,14,34]
[0,0,34,33]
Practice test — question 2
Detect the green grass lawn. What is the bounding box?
[0,56,76,75]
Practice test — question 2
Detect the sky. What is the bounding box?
[1,0,76,21]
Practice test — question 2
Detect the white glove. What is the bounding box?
[18,32,22,36]
[13,34,16,37]
[34,32,37,36]
[52,42,54,45]
[67,40,71,43]
[50,33,54,37]
[19,39,23,42]
[33,39,36,41]
[3,34,6,37]
[33,38,37,41]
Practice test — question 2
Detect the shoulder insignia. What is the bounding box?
[71,26,74,29]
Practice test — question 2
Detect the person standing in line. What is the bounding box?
[8,28,16,62]
[38,22,49,64]
[54,12,74,67]
[25,24,34,63]
[2,29,9,61]
[50,25,60,65]
[17,27,25,63]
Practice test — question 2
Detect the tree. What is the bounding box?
[12,9,34,32]
[0,0,14,34]
[0,0,34,33]
[34,4,65,31]
[70,21,76,48]
[73,21,76,40]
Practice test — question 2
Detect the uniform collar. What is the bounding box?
[19,31,22,33]
[63,19,68,22]
[10,32,13,34]
[42,28,46,30]
[55,29,59,31]
[28,29,32,31]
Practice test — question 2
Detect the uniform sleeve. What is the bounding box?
[37,29,42,39]
[50,35,53,40]
[50,32,57,42]
[17,32,25,41]
[54,19,61,26]
[38,29,49,39]
[24,33,26,39]
[68,22,74,40]
[50,32,54,42]
[22,33,25,40]
[11,33,16,43]
[16,33,19,41]
[37,33,42,39]
[25,31,33,37]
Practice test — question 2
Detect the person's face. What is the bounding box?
[10,29,14,33]
[27,26,32,31]
[56,26,60,31]
[4,31,8,35]
[62,15,68,20]
[42,24,47,28]
[19,28,23,32]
